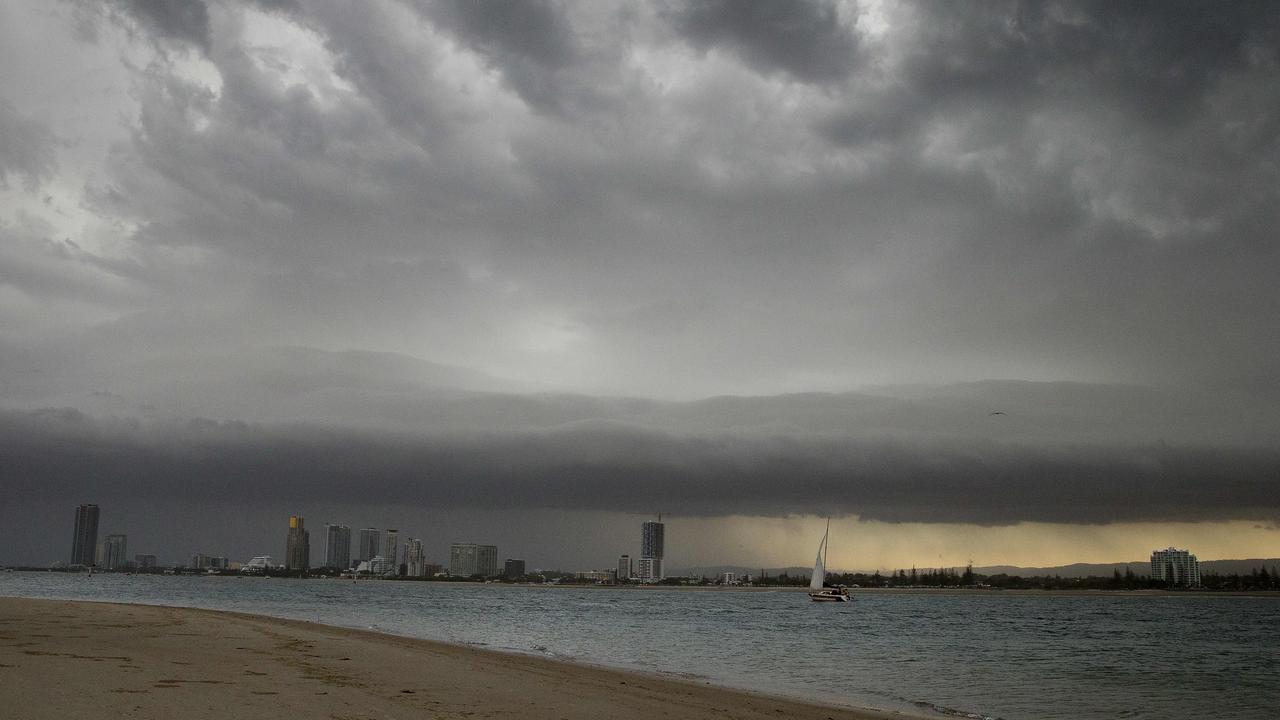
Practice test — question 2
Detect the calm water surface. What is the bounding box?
[2,573,1276,719]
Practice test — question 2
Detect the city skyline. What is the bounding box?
[2,2,1279,569]
[28,504,1276,579]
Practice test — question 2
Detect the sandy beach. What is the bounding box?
[0,597,914,720]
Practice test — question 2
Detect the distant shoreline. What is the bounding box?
[5,569,1277,598]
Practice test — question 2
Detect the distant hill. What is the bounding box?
[974,559,1280,578]
[677,565,814,579]
[1197,559,1280,575]
[974,562,1149,578]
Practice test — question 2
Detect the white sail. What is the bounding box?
[809,531,827,590]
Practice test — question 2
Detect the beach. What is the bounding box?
[0,597,909,720]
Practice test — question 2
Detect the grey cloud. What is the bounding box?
[287,0,556,167]
[818,1,1280,218]
[826,1,1280,129]
[63,0,1277,402]
[3,369,1279,529]
[12,340,1277,446]
[104,42,462,266]
[0,211,154,304]
[418,0,580,112]
[2,404,1277,526]
[1030,1,1280,122]
[0,100,57,191]
[667,0,858,83]
[115,0,212,52]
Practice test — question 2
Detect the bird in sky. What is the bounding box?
[989,411,1006,415]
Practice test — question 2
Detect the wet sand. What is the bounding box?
[0,597,918,720]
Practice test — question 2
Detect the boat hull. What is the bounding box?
[808,591,849,602]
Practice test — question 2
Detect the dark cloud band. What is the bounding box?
[4,407,1276,525]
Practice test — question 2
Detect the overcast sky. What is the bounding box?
[1,1,1277,569]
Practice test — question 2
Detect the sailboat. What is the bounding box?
[807,519,849,602]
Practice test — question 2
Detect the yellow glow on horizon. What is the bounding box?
[668,515,1280,571]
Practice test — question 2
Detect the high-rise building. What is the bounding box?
[504,558,526,579]
[134,554,158,571]
[641,520,664,558]
[1151,547,1201,587]
[636,557,663,581]
[71,504,100,566]
[98,534,127,570]
[450,543,477,577]
[324,524,351,569]
[381,529,399,567]
[477,544,498,578]
[358,528,380,563]
[285,515,310,571]
[640,518,665,581]
[618,554,632,580]
[404,538,426,577]
[449,543,499,578]
[190,553,228,570]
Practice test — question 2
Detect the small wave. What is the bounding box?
[911,699,1002,720]
[658,669,711,682]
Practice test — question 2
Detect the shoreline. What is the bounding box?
[8,569,1278,598]
[0,597,925,720]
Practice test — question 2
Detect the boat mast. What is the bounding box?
[823,517,830,584]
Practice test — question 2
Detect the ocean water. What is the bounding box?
[2,573,1276,719]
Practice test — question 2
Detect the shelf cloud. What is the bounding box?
[4,380,1278,526]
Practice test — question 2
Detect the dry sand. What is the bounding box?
[0,597,917,720]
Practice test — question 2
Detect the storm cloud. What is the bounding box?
[0,100,58,191]
[3,375,1278,526]
[118,0,212,51]
[3,0,1267,396]
[2,1,1279,564]
[668,0,859,83]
